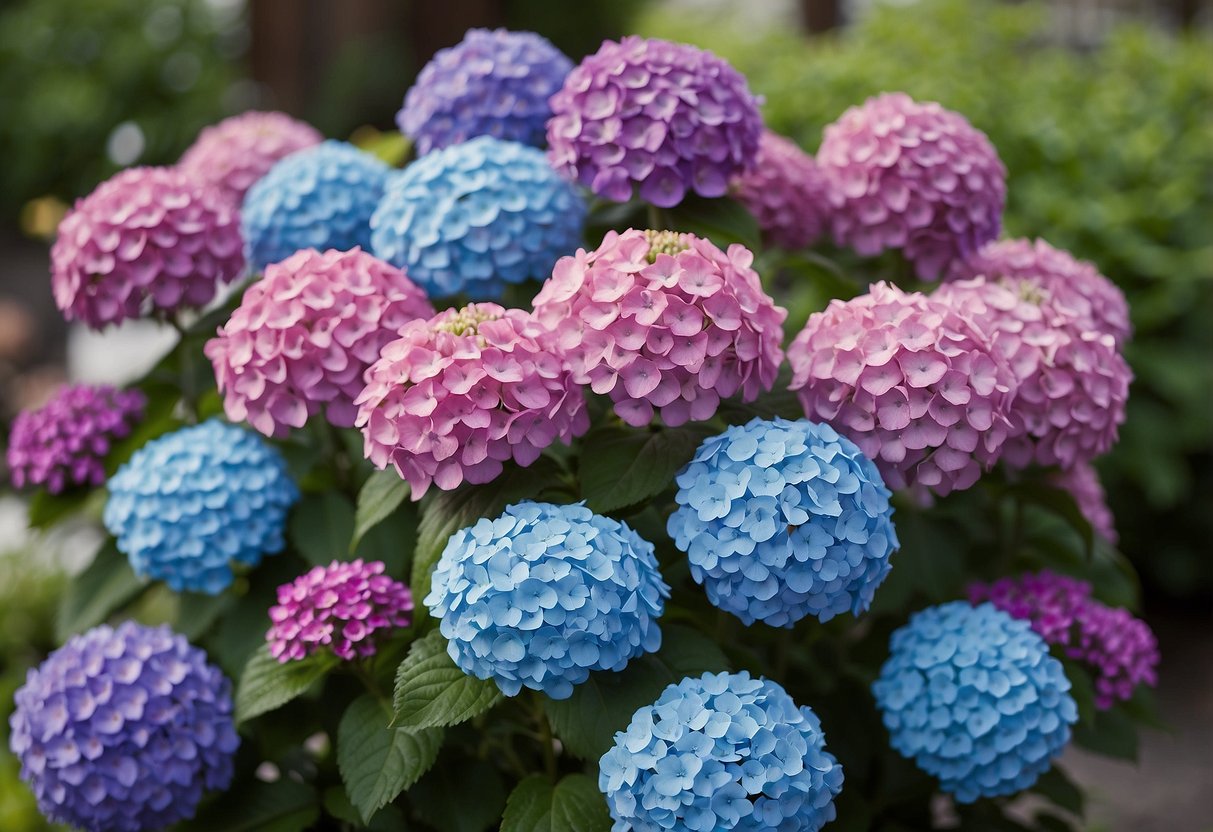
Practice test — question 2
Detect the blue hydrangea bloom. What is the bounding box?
[425,501,669,700]
[103,419,298,594]
[242,140,390,270]
[600,671,844,832]
[8,622,239,832]
[872,601,1078,803]
[668,417,899,627]
[397,28,572,155]
[370,136,586,299]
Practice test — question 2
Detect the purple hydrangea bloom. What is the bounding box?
[7,384,145,493]
[547,36,763,208]
[8,622,239,832]
[1051,461,1118,545]
[732,131,831,250]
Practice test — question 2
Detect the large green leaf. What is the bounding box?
[579,424,713,514]
[338,695,443,823]
[351,469,411,552]
[501,774,612,832]
[235,645,339,724]
[392,629,501,730]
[27,487,101,530]
[181,778,318,832]
[411,759,506,832]
[1072,705,1139,762]
[288,491,355,566]
[1031,766,1085,817]
[55,541,148,641]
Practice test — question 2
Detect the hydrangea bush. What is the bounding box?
[5,23,1160,832]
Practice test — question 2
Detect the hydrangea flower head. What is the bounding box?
[179,110,323,206]
[425,501,669,700]
[788,281,1015,495]
[732,131,831,250]
[7,384,145,493]
[370,135,585,298]
[872,601,1077,803]
[600,670,843,832]
[51,167,244,328]
[355,303,589,499]
[242,140,390,270]
[533,229,786,427]
[103,419,298,594]
[205,247,434,438]
[397,28,572,155]
[816,93,1006,280]
[669,417,898,627]
[267,559,413,663]
[1051,462,1118,545]
[547,36,763,208]
[8,622,239,832]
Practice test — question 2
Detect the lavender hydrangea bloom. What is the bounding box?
[872,601,1077,803]
[732,131,831,250]
[8,622,239,832]
[669,418,898,627]
[397,28,572,155]
[1051,462,1118,545]
[600,671,843,832]
[103,420,298,594]
[425,501,669,700]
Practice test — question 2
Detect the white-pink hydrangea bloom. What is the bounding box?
[732,130,831,250]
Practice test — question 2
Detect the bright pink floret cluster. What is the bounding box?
[732,131,831,250]
[533,229,786,427]
[1052,462,1119,545]
[206,248,434,438]
[267,559,412,662]
[355,303,589,498]
[969,570,1159,710]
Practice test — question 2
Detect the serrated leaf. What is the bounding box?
[351,470,411,552]
[55,541,148,641]
[288,491,355,566]
[235,645,339,724]
[392,629,501,729]
[338,695,443,823]
[181,778,318,832]
[666,194,762,251]
[501,774,612,832]
[579,424,713,514]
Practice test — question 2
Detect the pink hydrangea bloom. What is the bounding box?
[533,229,786,427]
[934,276,1130,469]
[949,238,1131,347]
[51,167,245,328]
[732,131,830,250]
[817,93,1006,281]
[179,110,323,207]
[267,559,412,662]
[205,248,434,438]
[970,571,1159,710]
[355,303,588,498]
[787,281,1015,495]
[1052,461,1118,545]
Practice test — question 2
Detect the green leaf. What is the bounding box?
[579,424,713,513]
[27,488,92,530]
[545,625,729,759]
[175,590,235,641]
[338,695,443,823]
[501,774,612,832]
[353,498,419,578]
[288,491,355,566]
[1009,481,1096,557]
[55,541,147,641]
[392,629,501,729]
[1031,766,1084,817]
[181,778,318,832]
[235,645,339,724]
[1072,705,1139,762]
[1059,659,1097,726]
[665,193,762,251]
[411,759,506,832]
[322,786,406,831]
[351,469,411,552]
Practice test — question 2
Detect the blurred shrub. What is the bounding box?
[639,0,1213,598]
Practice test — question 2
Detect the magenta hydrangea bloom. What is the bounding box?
[1052,462,1118,545]
[267,559,413,662]
[732,130,831,250]
[355,303,589,498]
[533,229,787,427]
[547,36,763,208]
[7,384,145,493]
[51,167,245,328]
[178,110,323,206]
[934,276,1130,469]
[817,93,1006,281]
[969,571,1159,710]
[205,247,434,438]
[788,281,1015,495]
[948,237,1131,347]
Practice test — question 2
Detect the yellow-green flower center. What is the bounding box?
[644,229,691,263]
[433,305,500,337]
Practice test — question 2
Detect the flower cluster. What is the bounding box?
[51,167,244,328]
[397,28,572,155]
[1051,462,1118,545]
[267,559,413,663]
[356,304,588,498]
[788,281,1014,495]
[426,502,669,699]
[8,622,239,832]
[533,229,786,427]
[178,110,323,206]
[103,420,298,594]
[817,92,1006,281]
[205,247,434,437]
[242,140,390,270]
[370,135,585,298]
[669,417,898,627]
[969,571,1159,710]
[547,36,763,208]
[7,384,145,493]
[600,671,843,832]
[732,131,831,250]
[872,601,1077,803]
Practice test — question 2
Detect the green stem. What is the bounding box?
[647,203,667,231]
[531,691,558,782]
[169,316,199,422]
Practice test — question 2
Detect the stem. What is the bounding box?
[647,203,667,231]
[169,316,199,422]
[322,420,354,494]
[531,691,558,782]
